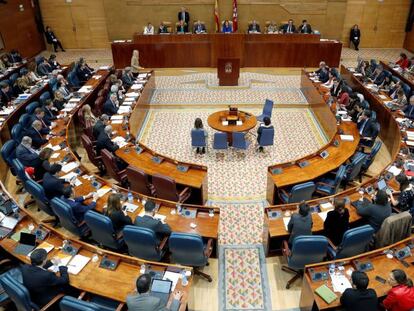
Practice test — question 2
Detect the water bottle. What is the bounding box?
[128,189,133,203]
[176,204,182,215]
[181,271,188,286]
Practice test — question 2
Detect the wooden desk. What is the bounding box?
[300,237,414,310]
[0,62,26,83]
[111,34,342,68]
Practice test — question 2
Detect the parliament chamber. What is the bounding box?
[0,0,414,311]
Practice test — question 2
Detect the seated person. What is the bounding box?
[257,116,273,152]
[143,22,155,35]
[76,61,93,84]
[330,79,343,98]
[32,107,53,130]
[93,114,110,139]
[122,67,134,89]
[61,187,97,222]
[389,81,402,100]
[383,269,414,311]
[57,75,72,100]
[104,193,132,232]
[298,19,312,34]
[9,49,23,63]
[43,165,72,200]
[323,198,350,246]
[127,274,182,311]
[0,81,14,108]
[96,125,119,155]
[43,100,58,124]
[24,120,48,149]
[53,90,66,110]
[16,136,42,168]
[0,54,12,69]
[248,20,261,33]
[34,147,62,181]
[27,61,42,84]
[48,54,61,71]
[81,104,97,127]
[369,65,386,85]
[388,173,414,214]
[357,109,378,147]
[193,20,206,34]
[282,19,296,33]
[396,53,409,69]
[403,96,414,119]
[14,74,31,93]
[314,61,330,83]
[355,189,391,232]
[134,200,172,242]
[37,57,53,76]
[393,88,408,109]
[321,71,335,89]
[176,20,188,33]
[287,202,312,245]
[193,118,207,154]
[266,21,278,34]
[21,248,69,308]
[340,271,378,311]
[158,22,169,34]
[103,93,119,116]
[222,20,232,33]
[378,75,393,92]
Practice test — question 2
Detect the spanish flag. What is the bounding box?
[214,0,220,32]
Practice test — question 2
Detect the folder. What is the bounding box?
[315,284,337,304]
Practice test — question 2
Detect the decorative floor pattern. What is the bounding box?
[219,245,272,311]
[139,108,326,201]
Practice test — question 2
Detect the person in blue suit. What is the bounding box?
[222,20,232,33]
[61,187,97,222]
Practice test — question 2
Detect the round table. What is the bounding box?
[207,110,257,145]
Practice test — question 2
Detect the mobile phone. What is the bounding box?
[375,276,386,284]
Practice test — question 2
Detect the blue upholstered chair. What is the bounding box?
[258,127,274,150]
[25,102,40,115]
[360,141,382,174]
[50,198,90,237]
[9,73,18,86]
[59,295,121,311]
[1,140,16,172]
[279,181,315,204]
[84,210,124,251]
[18,114,32,129]
[212,132,228,151]
[11,124,23,144]
[24,179,55,217]
[39,92,51,105]
[257,99,274,122]
[123,225,166,261]
[191,129,207,152]
[328,225,374,259]
[282,235,328,289]
[402,83,411,99]
[67,71,81,88]
[169,232,214,282]
[0,273,63,310]
[343,152,367,186]
[232,132,249,151]
[49,77,58,92]
[315,165,346,196]
[11,159,29,185]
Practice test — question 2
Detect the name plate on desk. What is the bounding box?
[354,260,373,272]
[298,161,309,168]
[99,257,119,271]
[177,165,189,173]
[395,246,411,260]
[135,146,144,154]
[181,208,197,218]
[309,268,328,282]
[319,150,329,159]
[152,156,164,164]
[267,209,281,220]
[271,168,283,175]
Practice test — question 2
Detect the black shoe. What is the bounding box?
[356,48,359,51]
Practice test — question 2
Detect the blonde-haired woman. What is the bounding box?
[82,104,97,127]
[131,50,143,76]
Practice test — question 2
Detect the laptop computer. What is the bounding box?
[150,279,172,307]
[14,232,37,255]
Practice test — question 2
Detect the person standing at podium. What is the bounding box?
[222,20,233,33]
[178,7,190,25]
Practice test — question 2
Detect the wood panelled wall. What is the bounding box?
[0,0,44,58]
[39,0,411,49]
[405,30,414,52]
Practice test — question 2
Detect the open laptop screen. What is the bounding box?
[19,232,36,246]
[151,279,172,294]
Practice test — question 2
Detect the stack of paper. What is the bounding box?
[283,217,290,231]
[163,271,181,291]
[99,65,111,70]
[340,135,354,142]
[131,84,144,90]
[97,186,111,198]
[388,165,402,176]
[123,203,139,213]
[28,241,54,257]
[110,115,124,120]
[61,161,80,173]
[66,255,90,275]
[320,202,334,210]
[331,274,352,293]
[118,106,131,113]
[126,92,140,98]
[318,211,329,222]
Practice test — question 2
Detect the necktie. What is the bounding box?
[288,26,291,33]
[359,120,367,135]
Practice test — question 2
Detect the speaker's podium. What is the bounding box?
[217,58,240,86]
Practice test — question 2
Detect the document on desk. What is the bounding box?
[331,274,352,293]
[123,203,139,213]
[130,84,144,90]
[154,214,166,222]
[97,186,111,198]
[126,92,140,97]
[340,135,354,142]
[28,241,54,257]
[283,217,290,231]
[61,161,80,173]
[318,211,329,222]
[379,94,388,100]
[110,115,124,120]
[163,271,181,291]
[67,254,90,275]
[320,202,334,210]
[1,216,19,230]
[111,119,123,124]
[388,165,402,176]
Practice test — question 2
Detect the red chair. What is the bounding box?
[101,149,128,186]
[126,166,156,197]
[93,96,105,116]
[81,135,104,173]
[152,174,191,203]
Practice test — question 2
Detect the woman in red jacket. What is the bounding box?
[383,269,414,311]
[396,53,409,69]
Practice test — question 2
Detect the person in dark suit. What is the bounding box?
[193,20,206,34]
[134,200,172,242]
[350,24,361,51]
[257,116,273,152]
[340,271,378,311]
[45,26,65,52]
[76,62,93,84]
[24,120,48,149]
[287,202,313,245]
[96,125,119,155]
[38,57,53,76]
[323,198,350,246]
[61,187,97,222]
[48,54,61,71]
[357,110,379,147]
[282,19,296,34]
[9,50,22,64]
[176,20,188,33]
[298,20,312,34]
[355,190,391,232]
[104,193,132,232]
[103,93,119,116]
[158,22,170,34]
[43,100,58,124]
[32,107,52,130]
[34,148,62,181]
[43,166,71,200]
[0,81,14,108]
[127,274,182,311]
[21,248,69,308]
[122,67,134,89]
[403,96,414,119]
[178,7,190,25]
[16,136,42,168]
[248,20,261,33]
[314,61,330,83]
[93,114,110,139]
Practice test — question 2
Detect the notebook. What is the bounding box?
[315,284,337,304]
